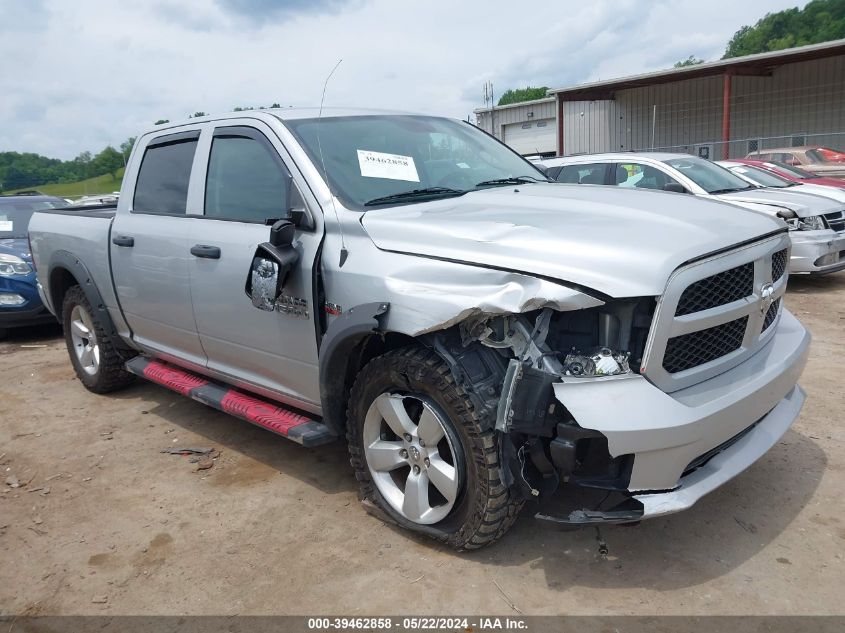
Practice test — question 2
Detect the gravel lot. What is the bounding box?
[1,275,844,616]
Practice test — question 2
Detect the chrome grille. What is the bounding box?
[771,248,788,282]
[642,235,790,392]
[762,297,781,331]
[824,211,845,232]
[663,317,748,373]
[675,263,753,316]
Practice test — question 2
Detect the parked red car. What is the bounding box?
[730,158,845,189]
[817,147,845,163]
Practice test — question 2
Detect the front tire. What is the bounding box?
[62,285,134,393]
[347,346,523,550]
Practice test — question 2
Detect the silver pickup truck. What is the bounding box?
[29,109,810,549]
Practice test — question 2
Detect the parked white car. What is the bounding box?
[541,153,845,275]
[70,193,120,207]
[717,160,845,205]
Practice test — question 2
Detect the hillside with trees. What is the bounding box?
[724,0,845,58]
[0,140,134,193]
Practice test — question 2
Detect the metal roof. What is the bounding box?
[472,96,555,114]
[549,39,845,100]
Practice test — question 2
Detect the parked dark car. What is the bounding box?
[0,193,68,337]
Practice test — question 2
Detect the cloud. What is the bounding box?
[0,0,807,159]
[215,0,360,23]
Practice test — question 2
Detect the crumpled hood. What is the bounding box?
[0,238,32,262]
[716,188,842,217]
[788,183,845,204]
[361,183,783,297]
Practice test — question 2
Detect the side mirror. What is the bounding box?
[270,218,296,247]
[247,257,281,311]
[663,182,687,193]
[244,219,301,311]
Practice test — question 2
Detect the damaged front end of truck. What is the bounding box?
[421,298,655,525]
[349,228,808,527]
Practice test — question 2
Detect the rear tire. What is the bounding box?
[347,346,523,550]
[62,285,134,393]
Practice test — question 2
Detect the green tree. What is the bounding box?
[154,119,170,125]
[724,0,845,58]
[120,137,136,162]
[92,146,124,180]
[674,55,705,67]
[497,86,549,106]
[189,111,207,118]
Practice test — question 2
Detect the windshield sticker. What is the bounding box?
[357,150,419,182]
[456,162,470,169]
[0,221,13,231]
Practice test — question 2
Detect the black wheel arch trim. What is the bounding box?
[318,301,389,435]
[47,250,134,352]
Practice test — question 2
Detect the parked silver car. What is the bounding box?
[542,153,845,275]
[29,111,809,548]
[717,160,845,204]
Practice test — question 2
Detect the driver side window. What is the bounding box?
[614,163,681,191]
[205,131,292,223]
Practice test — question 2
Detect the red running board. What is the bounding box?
[125,357,335,447]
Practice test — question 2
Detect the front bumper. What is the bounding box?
[0,275,56,329]
[0,303,57,328]
[551,308,809,519]
[789,229,845,274]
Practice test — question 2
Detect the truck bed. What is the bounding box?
[28,205,123,331]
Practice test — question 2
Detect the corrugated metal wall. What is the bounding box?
[562,100,618,154]
[475,99,556,140]
[559,55,845,158]
[729,55,845,157]
[475,55,845,158]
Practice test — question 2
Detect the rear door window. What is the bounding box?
[556,163,608,184]
[133,137,198,215]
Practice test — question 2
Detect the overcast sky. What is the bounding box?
[1,0,807,159]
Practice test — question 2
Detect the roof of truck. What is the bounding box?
[268,106,422,120]
[156,107,426,128]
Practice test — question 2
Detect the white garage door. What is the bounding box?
[502,119,556,155]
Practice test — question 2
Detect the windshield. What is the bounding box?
[283,115,547,209]
[663,156,753,194]
[0,197,67,238]
[806,149,832,163]
[728,165,794,188]
[767,161,816,179]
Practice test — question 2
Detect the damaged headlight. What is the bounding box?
[778,209,826,231]
[563,347,631,377]
[789,216,825,231]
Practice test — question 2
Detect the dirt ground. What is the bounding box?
[1,274,844,616]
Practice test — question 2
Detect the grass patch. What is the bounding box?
[8,169,124,198]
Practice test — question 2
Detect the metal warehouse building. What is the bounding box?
[474,39,845,159]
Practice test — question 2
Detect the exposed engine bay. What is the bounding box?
[425,299,656,523]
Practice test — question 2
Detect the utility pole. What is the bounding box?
[483,81,496,138]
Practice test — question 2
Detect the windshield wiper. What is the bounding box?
[475,175,550,187]
[364,187,466,207]
[709,186,755,194]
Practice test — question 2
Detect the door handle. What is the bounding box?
[112,235,134,247]
[190,244,221,259]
